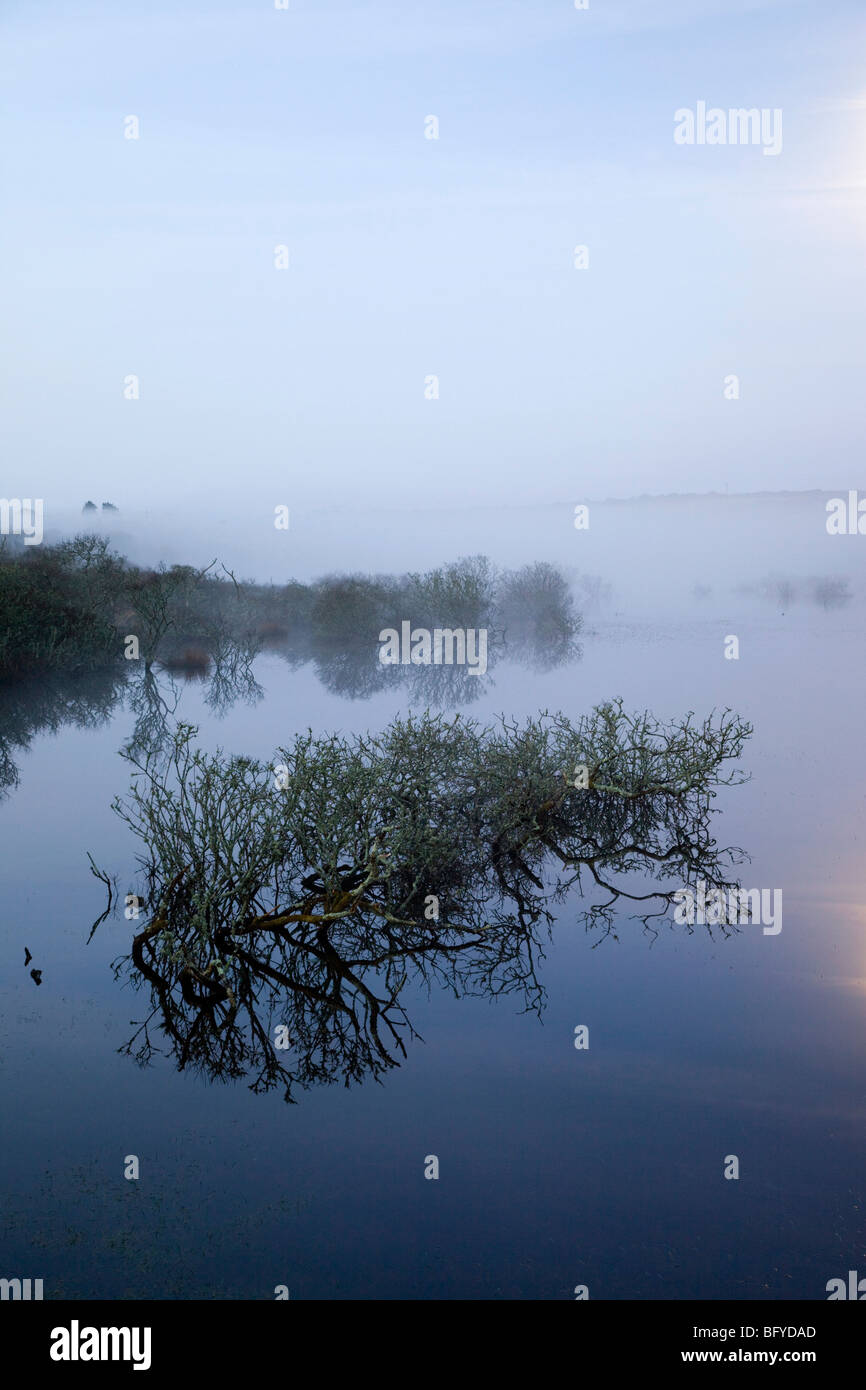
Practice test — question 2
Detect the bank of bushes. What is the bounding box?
[0,537,583,684]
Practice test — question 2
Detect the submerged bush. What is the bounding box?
[98,702,753,1100]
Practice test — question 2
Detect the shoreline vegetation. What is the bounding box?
[0,534,584,685]
[0,538,593,797]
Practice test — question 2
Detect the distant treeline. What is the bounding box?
[736,574,853,609]
[0,536,583,683]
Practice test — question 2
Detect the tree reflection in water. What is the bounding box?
[94,703,752,1102]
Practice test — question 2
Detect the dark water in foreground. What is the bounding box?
[1,605,864,1300]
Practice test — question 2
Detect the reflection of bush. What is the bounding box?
[98,702,753,1101]
[495,562,582,670]
[0,667,126,798]
[158,646,211,677]
[305,556,587,696]
[0,536,590,699]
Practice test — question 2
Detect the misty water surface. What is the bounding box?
[1,502,864,1299]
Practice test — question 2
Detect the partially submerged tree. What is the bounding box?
[95,701,752,1100]
[495,561,582,670]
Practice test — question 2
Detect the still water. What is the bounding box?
[1,592,864,1300]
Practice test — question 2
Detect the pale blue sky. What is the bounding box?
[2,0,865,511]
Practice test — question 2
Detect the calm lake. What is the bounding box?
[2,499,864,1300]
